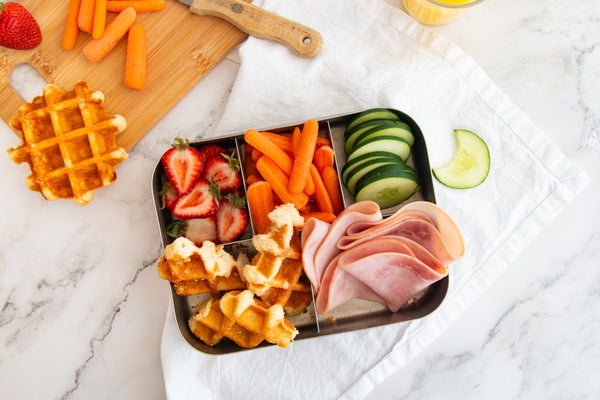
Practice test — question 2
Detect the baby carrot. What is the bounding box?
[292,126,301,156]
[124,23,146,89]
[321,166,344,215]
[289,119,319,194]
[78,0,96,33]
[92,0,107,39]
[245,174,262,186]
[246,181,274,234]
[245,129,315,196]
[256,156,308,211]
[106,0,166,12]
[63,0,82,50]
[83,7,136,62]
[259,131,294,154]
[309,163,333,214]
[301,211,336,224]
[314,145,335,174]
[316,136,332,147]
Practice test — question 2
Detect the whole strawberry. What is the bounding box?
[0,2,41,50]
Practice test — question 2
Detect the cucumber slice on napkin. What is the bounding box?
[432,129,490,189]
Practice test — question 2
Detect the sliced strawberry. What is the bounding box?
[161,138,203,196]
[166,217,218,245]
[200,153,241,193]
[172,178,218,219]
[215,193,249,243]
[197,144,228,163]
[159,174,179,210]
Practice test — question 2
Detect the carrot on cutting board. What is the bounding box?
[63,0,82,50]
[106,0,166,13]
[314,145,335,174]
[309,163,333,214]
[289,119,319,194]
[321,166,344,215]
[124,23,146,89]
[256,156,308,211]
[83,7,136,63]
[92,0,107,39]
[246,181,275,234]
[77,0,96,33]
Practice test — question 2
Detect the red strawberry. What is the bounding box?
[0,2,42,50]
[172,178,218,219]
[166,217,218,245]
[197,144,227,163]
[200,153,241,193]
[161,138,203,196]
[159,174,179,210]
[215,193,248,243]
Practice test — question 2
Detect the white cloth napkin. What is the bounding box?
[160,0,589,399]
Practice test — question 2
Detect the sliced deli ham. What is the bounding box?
[300,218,330,291]
[343,252,447,312]
[301,200,464,314]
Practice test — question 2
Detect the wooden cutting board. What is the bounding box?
[0,0,249,151]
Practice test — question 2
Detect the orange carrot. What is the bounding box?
[245,129,315,196]
[314,145,335,174]
[83,7,136,62]
[251,147,263,162]
[321,166,344,215]
[289,119,319,194]
[245,174,262,186]
[259,131,294,154]
[309,163,333,214]
[92,0,107,39]
[124,23,146,89]
[292,126,301,155]
[244,152,259,178]
[78,0,96,33]
[256,156,309,210]
[245,143,254,154]
[316,136,332,147]
[245,129,293,172]
[63,0,82,50]
[247,181,275,234]
[106,0,165,12]
[301,211,336,224]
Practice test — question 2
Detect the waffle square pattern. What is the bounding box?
[7,81,128,205]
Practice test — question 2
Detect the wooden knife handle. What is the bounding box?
[189,0,322,58]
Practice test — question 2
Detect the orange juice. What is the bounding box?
[403,0,484,26]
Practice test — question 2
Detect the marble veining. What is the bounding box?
[1,1,599,399]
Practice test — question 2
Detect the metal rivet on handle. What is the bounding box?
[303,37,311,45]
[232,3,242,13]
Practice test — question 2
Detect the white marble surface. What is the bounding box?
[0,0,598,399]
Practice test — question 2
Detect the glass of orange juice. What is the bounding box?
[402,0,484,26]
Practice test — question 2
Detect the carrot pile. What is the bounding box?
[244,119,344,232]
[62,0,165,89]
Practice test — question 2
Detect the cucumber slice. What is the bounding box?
[432,129,490,189]
[341,151,404,185]
[344,120,412,154]
[345,158,410,196]
[344,120,390,154]
[346,136,411,163]
[353,123,414,149]
[345,108,400,132]
[354,164,418,209]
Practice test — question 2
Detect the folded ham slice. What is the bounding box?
[301,201,464,314]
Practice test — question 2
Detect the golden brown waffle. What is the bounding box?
[188,297,263,348]
[6,81,128,205]
[189,291,297,348]
[157,237,248,282]
[173,272,246,296]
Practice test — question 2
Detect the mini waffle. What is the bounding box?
[7,81,128,205]
[157,237,247,282]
